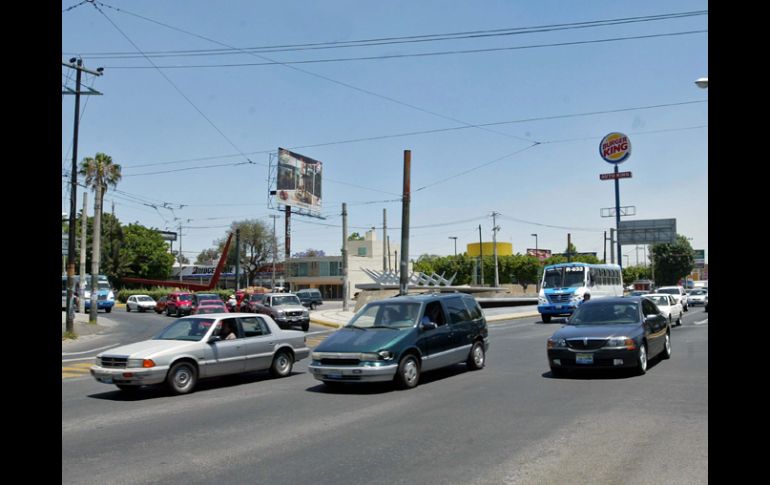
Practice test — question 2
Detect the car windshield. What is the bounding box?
[648,296,669,306]
[691,290,706,295]
[347,302,421,329]
[542,267,585,288]
[155,318,215,341]
[249,295,264,302]
[569,302,639,325]
[657,288,678,295]
[178,294,193,301]
[197,294,219,301]
[138,296,153,302]
[272,295,301,306]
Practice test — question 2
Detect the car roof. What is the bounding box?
[265,292,298,296]
[584,296,642,305]
[377,293,475,304]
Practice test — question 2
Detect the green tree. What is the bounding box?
[622,265,653,286]
[119,224,175,280]
[650,235,695,286]
[216,219,273,285]
[196,248,220,265]
[79,152,121,321]
[348,232,364,241]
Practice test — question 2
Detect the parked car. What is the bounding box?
[546,296,670,377]
[644,293,683,326]
[166,291,194,317]
[126,295,157,312]
[296,288,323,310]
[656,286,688,312]
[155,296,169,314]
[309,293,488,389]
[191,293,222,314]
[687,288,708,306]
[193,301,228,315]
[90,313,310,394]
[74,280,116,313]
[251,293,310,331]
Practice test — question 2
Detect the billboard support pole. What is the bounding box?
[285,205,291,263]
[399,150,411,296]
[614,164,622,273]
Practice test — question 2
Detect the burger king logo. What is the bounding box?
[599,132,631,164]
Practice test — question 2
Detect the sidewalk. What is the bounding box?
[61,311,117,342]
[309,306,540,329]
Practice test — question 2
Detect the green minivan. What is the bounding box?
[309,293,488,389]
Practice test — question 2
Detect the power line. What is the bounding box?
[66,11,707,59]
[101,30,708,70]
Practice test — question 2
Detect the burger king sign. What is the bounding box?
[599,132,631,164]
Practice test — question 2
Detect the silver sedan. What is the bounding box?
[90,313,310,394]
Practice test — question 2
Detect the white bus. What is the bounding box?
[537,263,623,323]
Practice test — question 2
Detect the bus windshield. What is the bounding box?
[542,266,586,288]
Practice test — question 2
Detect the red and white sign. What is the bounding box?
[599,132,631,164]
[600,171,632,180]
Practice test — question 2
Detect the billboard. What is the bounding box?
[618,219,676,245]
[527,248,552,261]
[276,148,322,214]
[694,249,705,268]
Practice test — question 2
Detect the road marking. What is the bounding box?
[62,362,93,379]
[61,343,121,356]
[694,319,708,325]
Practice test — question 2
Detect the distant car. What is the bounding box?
[155,296,168,314]
[166,291,193,317]
[74,280,116,313]
[193,301,228,315]
[687,288,708,306]
[240,292,267,313]
[309,293,488,389]
[126,295,157,313]
[629,290,650,297]
[191,293,222,314]
[546,296,671,376]
[644,293,683,326]
[296,288,323,310]
[251,293,310,331]
[90,313,310,394]
[656,286,688,312]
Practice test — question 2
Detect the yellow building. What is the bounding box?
[466,242,513,257]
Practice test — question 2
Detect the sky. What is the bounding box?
[61,0,708,268]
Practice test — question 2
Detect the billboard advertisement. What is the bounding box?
[527,248,552,261]
[276,148,322,214]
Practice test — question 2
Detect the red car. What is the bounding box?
[166,292,194,317]
[192,301,228,315]
[154,296,168,314]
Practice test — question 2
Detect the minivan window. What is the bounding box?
[462,296,483,320]
[445,297,471,324]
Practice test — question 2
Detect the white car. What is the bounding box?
[656,286,688,312]
[126,294,157,312]
[645,294,683,326]
[686,288,708,306]
[90,313,310,394]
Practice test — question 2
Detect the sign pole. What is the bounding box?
[614,164,622,273]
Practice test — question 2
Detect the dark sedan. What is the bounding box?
[546,296,670,377]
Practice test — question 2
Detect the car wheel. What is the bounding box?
[542,315,551,323]
[302,321,309,332]
[270,351,293,378]
[395,354,420,389]
[550,367,567,378]
[166,361,197,395]
[467,341,485,370]
[126,305,131,312]
[636,343,648,375]
[166,307,171,316]
[661,333,671,360]
[176,307,182,318]
[676,314,682,326]
[105,307,112,313]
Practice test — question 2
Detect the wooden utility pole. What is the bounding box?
[89,182,102,323]
[78,192,88,313]
[382,208,387,272]
[492,212,500,287]
[399,150,411,296]
[341,203,349,311]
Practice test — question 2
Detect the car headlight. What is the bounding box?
[312,352,322,361]
[360,352,380,361]
[378,350,394,360]
[538,297,547,304]
[606,337,636,350]
[302,310,309,316]
[128,359,156,368]
[547,338,566,349]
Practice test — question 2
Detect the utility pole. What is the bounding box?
[89,182,103,323]
[383,208,387,272]
[341,203,349,311]
[609,228,616,264]
[270,215,279,290]
[178,223,183,282]
[449,236,458,256]
[491,212,500,287]
[387,236,392,272]
[478,224,484,286]
[78,192,88,314]
[399,150,411,296]
[603,231,607,263]
[62,58,103,334]
[567,233,572,263]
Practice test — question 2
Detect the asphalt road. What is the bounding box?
[62,306,708,484]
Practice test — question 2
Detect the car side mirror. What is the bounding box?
[420,320,437,331]
[208,335,222,344]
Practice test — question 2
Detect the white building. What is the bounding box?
[285,229,410,300]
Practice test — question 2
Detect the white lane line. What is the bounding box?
[61,343,121,356]
[62,356,98,363]
[694,319,708,325]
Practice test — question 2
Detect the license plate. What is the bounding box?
[575,353,593,365]
[98,376,113,384]
[326,373,343,379]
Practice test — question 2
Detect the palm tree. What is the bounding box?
[79,152,121,322]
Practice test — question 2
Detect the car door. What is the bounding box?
[642,299,666,356]
[444,296,474,364]
[419,300,453,371]
[206,317,246,377]
[239,315,276,371]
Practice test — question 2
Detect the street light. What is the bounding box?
[695,77,708,89]
[448,236,458,256]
